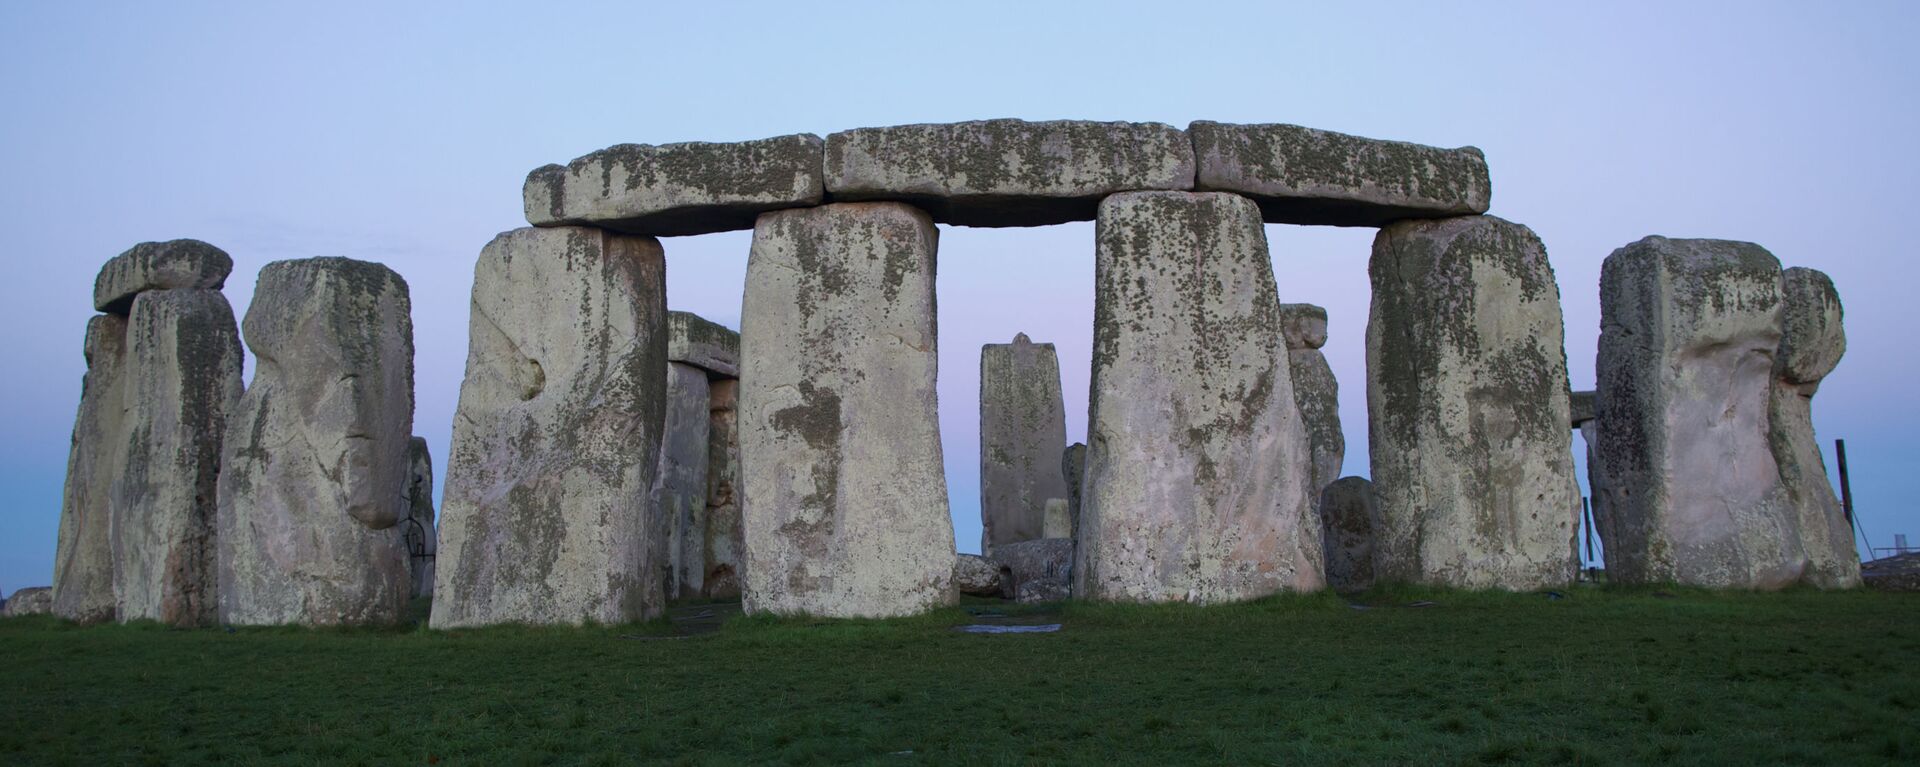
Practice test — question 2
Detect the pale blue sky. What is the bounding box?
[3,2,1916,594]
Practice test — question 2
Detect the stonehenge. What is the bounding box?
[1076,191,1322,603]
[978,333,1070,552]
[216,258,415,626]
[3,587,52,617]
[41,117,1866,630]
[431,227,669,628]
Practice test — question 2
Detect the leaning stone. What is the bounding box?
[523,133,825,237]
[2,587,52,617]
[217,258,415,626]
[953,554,1003,597]
[405,437,437,599]
[112,289,243,626]
[1770,267,1858,588]
[431,227,668,628]
[979,333,1070,551]
[657,362,711,600]
[1190,121,1491,227]
[53,315,129,623]
[992,538,1073,599]
[823,119,1194,227]
[667,311,740,377]
[739,202,957,618]
[697,379,745,599]
[1077,191,1322,603]
[1061,443,1086,535]
[1319,477,1380,592]
[1279,303,1343,498]
[93,239,233,315]
[1594,236,1800,588]
[1367,216,1580,590]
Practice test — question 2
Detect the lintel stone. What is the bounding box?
[524,133,825,237]
[1191,121,1490,227]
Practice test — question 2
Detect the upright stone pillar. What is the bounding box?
[1366,215,1579,590]
[1319,476,1380,592]
[112,289,244,626]
[1279,303,1343,498]
[1077,191,1322,603]
[739,202,957,618]
[217,258,415,626]
[702,379,745,598]
[405,437,436,599]
[1771,268,1858,588]
[979,333,1070,552]
[431,227,667,627]
[657,362,711,600]
[1595,236,1799,588]
[52,315,129,623]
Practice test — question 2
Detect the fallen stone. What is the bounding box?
[657,361,711,600]
[1771,267,1858,588]
[1862,552,1920,592]
[823,119,1194,227]
[53,315,128,623]
[432,227,668,628]
[740,202,957,618]
[698,379,745,599]
[523,133,825,237]
[1014,579,1069,604]
[217,257,415,626]
[667,311,740,378]
[979,333,1070,551]
[1189,121,1491,227]
[992,538,1073,600]
[1077,192,1322,603]
[1595,236,1800,588]
[405,437,436,599]
[1279,303,1343,498]
[93,239,233,315]
[953,554,1004,597]
[112,288,243,626]
[1319,477,1380,592]
[2,587,51,617]
[1367,215,1580,590]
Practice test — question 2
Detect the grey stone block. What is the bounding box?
[1771,267,1858,588]
[94,239,232,315]
[979,333,1069,551]
[1191,121,1490,227]
[666,311,740,378]
[524,133,825,237]
[53,315,128,624]
[1319,477,1379,592]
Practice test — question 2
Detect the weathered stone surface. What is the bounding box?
[657,362,711,600]
[1569,390,1596,427]
[739,202,957,617]
[1190,121,1491,227]
[53,315,128,623]
[1367,216,1579,590]
[1043,498,1072,540]
[953,553,1004,597]
[667,311,740,378]
[2,587,51,617]
[1319,477,1380,592]
[979,333,1070,551]
[93,239,233,315]
[824,119,1194,227]
[405,437,436,599]
[524,134,825,237]
[1061,443,1086,531]
[698,379,745,599]
[1771,268,1858,588]
[993,538,1073,599]
[1015,578,1069,603]
[112,289,243,626]
[1280,303,1343,498]
[432,227,668,628]
[1594,236,1800,588]
[1076,191,1322,603]
[216,258,415,626]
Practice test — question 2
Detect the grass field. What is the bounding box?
[1,586,1915,765]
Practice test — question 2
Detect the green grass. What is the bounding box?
[2,586,1916,765]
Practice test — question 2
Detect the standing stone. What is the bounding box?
[1367,216,1579,590]
[1042,498,1072,540]
[1279,303,1344,499]
[217,258,415,626]
[979,333,1070,551]
[112,289,243,626]
[657,362,711,600]
[1319,477,1380,592]
[1076,191,1322,603]
[1061,443,1086,532]
[524,133,826,237]
[701,379,745,599]
[431,227,668,628]
[405,437,436,599]
[2,587,52,617]
[1189,121,1491,227]
[739,202,957,618]
[1771,268,1858,588]
[52,315,128,623]
[1594,236,1799,588]
[93,239,233,314]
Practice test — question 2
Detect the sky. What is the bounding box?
[2,1,1916,596]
